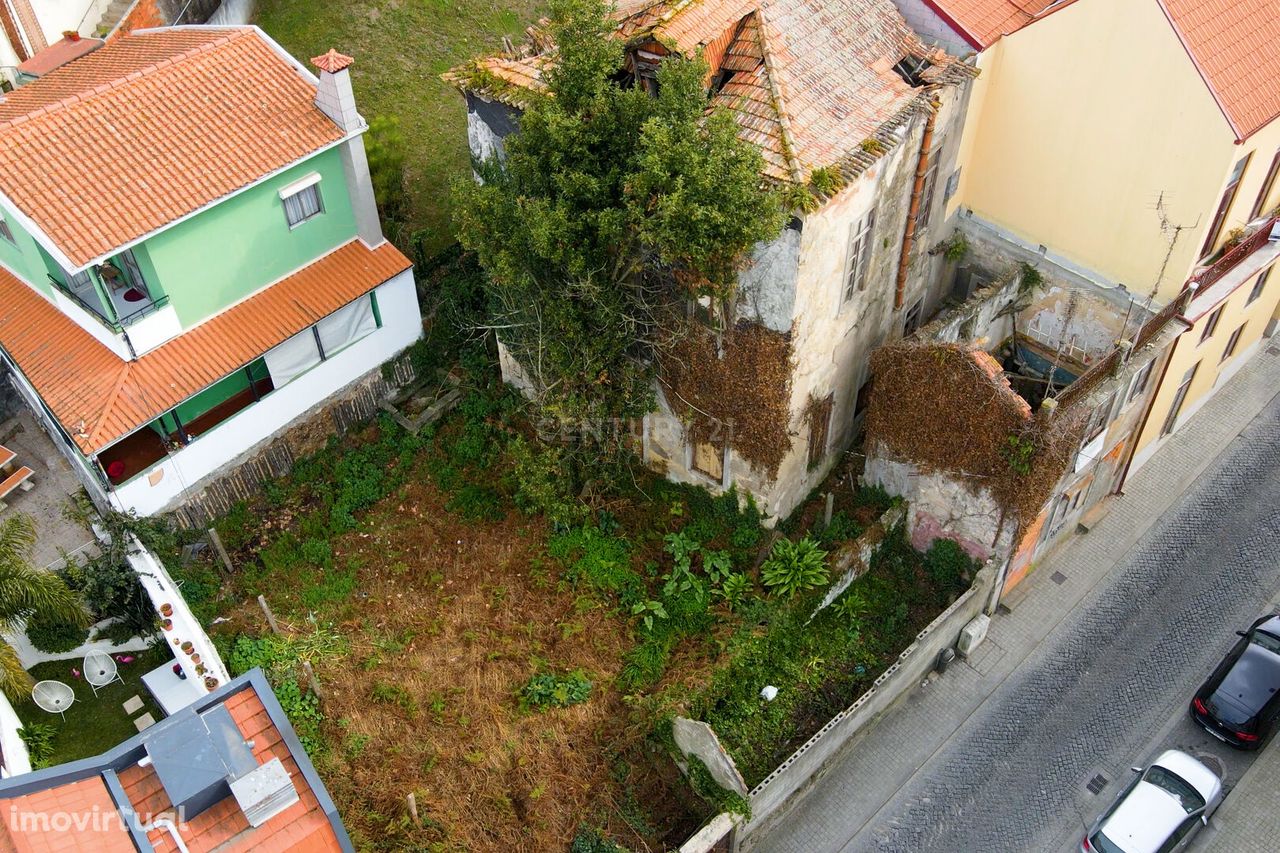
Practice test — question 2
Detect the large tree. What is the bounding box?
[0,515,88,700]
[452,0,784,434]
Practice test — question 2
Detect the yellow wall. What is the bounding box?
[951,0,1280,302]
[1134,260,1280,457]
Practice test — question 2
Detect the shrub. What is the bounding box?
[507,435,587,525]
[761,537,829,598]
[25,614,89,654]
[714,572,752,610]
[547,526,645,605]
[618,635,673,692]
[570,827,627,853]
[520,670,592,710]
[923,538,977,592]
[17,723,57,769]
[816,511,863,546]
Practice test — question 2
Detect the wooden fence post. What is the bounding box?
[257,595,282,636]
[208,528,234,574]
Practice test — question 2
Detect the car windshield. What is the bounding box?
[1089,831,1126,853]
[1251,630,1280,656]
[1143,766,1205,814]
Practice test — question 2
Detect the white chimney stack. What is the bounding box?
[310,49,384,247]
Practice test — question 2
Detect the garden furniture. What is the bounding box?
[32,680,74,719]
[84,650,124,696]
[0,444,14,473]
[0,465,34,511]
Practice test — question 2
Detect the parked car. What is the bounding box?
[1190,612,1280,749]
[1081,750,1222,853]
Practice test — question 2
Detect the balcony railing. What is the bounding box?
[47,274,170,333]
[1189,215,1280,292]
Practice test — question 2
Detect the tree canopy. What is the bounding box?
[452,0,785,433]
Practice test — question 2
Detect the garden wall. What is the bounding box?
[736,560,996,847]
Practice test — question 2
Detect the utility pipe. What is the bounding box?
[895,97,941,310]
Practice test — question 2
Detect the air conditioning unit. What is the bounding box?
[957,614,990,657]
[230,758,299,827]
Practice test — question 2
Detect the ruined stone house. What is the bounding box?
[862,221,1186,599]
[448,0,977,521]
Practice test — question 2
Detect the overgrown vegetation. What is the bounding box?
[452,0,784,469]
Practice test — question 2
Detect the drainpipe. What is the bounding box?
[143,818,191,853]
[895,97,941,310]
[1112,326,1183,495]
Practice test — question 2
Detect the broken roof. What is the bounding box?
[0,240,411,455]
[917,0,1058,50]
[446,0,972,183]
[0,26,347,269]
[0,671,350,853]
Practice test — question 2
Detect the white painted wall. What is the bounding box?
[50,290,133,360]
[126,303,184,354]
[0,692,31,778]
[110,270,421,515]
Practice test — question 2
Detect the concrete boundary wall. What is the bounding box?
[737,561,998,848]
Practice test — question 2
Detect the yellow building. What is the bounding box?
[943,0,1280,473]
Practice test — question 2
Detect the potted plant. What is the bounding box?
[190,653,201,665]
[159,603,173,617]
[162,618,173,631]
[180,641,194,655]
[204,676,219,691]
[195,664,207,676]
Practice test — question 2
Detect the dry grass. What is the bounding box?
[229,472,697,851]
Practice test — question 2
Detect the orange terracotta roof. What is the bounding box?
[449,0,965,182]
[0,240,411,455]
[15,35,104,76]
[0,27,346,268]
[1161,0,1280,140]
[919,0,1058,49]
[117,689,341,852]
[311,48,354,73]
[0,778,135,852]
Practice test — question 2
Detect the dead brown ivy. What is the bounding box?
[864,340,1086,534]
[658,322,794,479]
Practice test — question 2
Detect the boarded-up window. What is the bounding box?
[692,441,724,482]
[843,208,877,301]
[807,393,834,468]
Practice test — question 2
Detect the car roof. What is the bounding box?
[1099,781,1186,853]
[1214,642,1280,717]
[1256,614,1280,637]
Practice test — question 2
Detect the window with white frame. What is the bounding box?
[1125,360,1154,406]
[843,208,877,301]
[1081,391,1116,445]
[280,174,324,228]
[0,212,14,245]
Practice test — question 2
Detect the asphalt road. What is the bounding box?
[836,393,1280,853]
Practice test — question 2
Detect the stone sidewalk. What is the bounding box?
[1204,731,1280,852]
[748,341,1280,852]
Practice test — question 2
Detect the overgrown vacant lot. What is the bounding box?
[255,0,542,256]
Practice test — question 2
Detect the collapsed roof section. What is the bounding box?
[445,0,975,187]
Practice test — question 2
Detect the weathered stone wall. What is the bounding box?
[672,717,750,797]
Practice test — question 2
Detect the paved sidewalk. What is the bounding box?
[1204,735,1280,853]
[748,342,1280,852]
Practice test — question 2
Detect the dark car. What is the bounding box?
[1190,613,1280,749]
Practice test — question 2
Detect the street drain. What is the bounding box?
[1086,774,1108,794]
[1051,571,1068,585]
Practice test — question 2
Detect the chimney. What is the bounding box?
[311,49,360,132]
[309,49,384,247]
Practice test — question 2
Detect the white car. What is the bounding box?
[1081,750,1223,853]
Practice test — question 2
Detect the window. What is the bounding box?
[854,377,873,417]
[903,298,924,336]
[1198,306,1223,344]
[691,440,724,482]
[918,161,940,229]
[807,393,834,468]
[280,174,324,228]
[843,208,877,301]
[1082,391,1116,444]
[1160,362,1199,436]
[1201,153,1251,258]
[1126,360,1154,405]
[1220,322,1246,362]
[1247,267,1272,305]
[0,213,14,245]
[1250,147,1280,220]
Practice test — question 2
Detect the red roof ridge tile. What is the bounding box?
[0,29,250,132]
[310,48,354,73]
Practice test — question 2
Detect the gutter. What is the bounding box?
[894,97,940,310]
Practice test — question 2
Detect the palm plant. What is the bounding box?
[0,514,88,699]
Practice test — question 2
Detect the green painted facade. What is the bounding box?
[0,211,54,296]
[142,147,356,328]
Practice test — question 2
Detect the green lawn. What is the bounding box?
[16,646,168,767]
[255,0,544,258]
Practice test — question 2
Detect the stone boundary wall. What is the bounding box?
[813,503,906,615]
[736,560,998,848]
[169,354,418,529]
[679,813,737,853]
